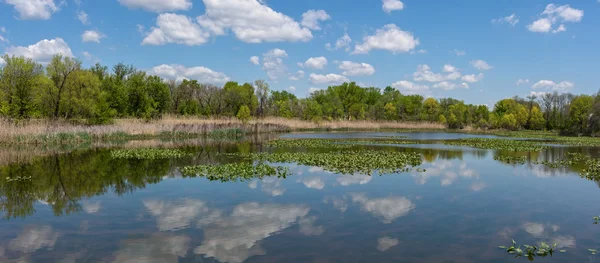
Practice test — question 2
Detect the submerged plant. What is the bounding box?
[181,163,290,182]
[110,148,193,160]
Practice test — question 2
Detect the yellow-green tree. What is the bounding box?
[237,105,251,124]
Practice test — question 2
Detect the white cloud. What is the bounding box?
[149,64,230,84]
[81,30,105,43]
[287,86,296,92]
[118,0,192,12]
[531,80,574,92]
[461,73,484,83]
[112,234,190,262]
[391,80,429,95]
[339,61,375,76]
[308,87,321,94]
[262,48,288,80]
[298,217,325,236]
[377,237,399,251]
[8,225,59,253]
[470,60,493,70]
[77,10,89,25]
[81,51,100,63]
[413,64,463,82]
[301,177,325,190]
[432,81,469,91]
[144,199,210,231]
[442,64,457,73]
[352,24,418,54]
[491,13,519,26]
[470,182,486,192]
[382,0,404,14]
[410,49,427,55]
[81,201,101,214]
[250,56,260,65]
[453,49,466,56]
[0,34,8,43]
[301,10,330,31]
[326,33,352,52]
[194,202,309,263]
[350,193,415,223]
[142,13,209,46]
[303,56,328,70]
[5,0,58,20]
[337,174,372,186]
[528,4,583,33]
[197,0,313,43]
[289,70,304,81]
[5,37,73,63]
[0,27,6,33]
[309,73,349,85]
[0,57,5,66]
[516,79,530,86]
[528,18,552,33]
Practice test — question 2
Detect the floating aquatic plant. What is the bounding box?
[5,176,32,183]
[581,159,600,181]
[494,155,527,164]
[444,138,547,151]
[500,240,557,260]
[181,163,290,182]
[225,150,423,175]
[265,138,421,149]
[110,148,193,160]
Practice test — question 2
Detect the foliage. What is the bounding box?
[500,240,557,260]
[237,105,251,124]
[443,138,547,151]
[181,163,290,182]
[110,148,193,160]
[494,155,527,164]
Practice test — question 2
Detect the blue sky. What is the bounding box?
[0,0,599,106]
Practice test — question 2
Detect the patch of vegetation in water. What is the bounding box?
[110,148,193,160]
[226,150,423,175]
[443,138,547,151]
[266,138,421,149]
[494,155,527,164]
[181,163,290,182]
[208,128,244,139]
[499,240,559,260]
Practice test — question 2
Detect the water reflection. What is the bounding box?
[350,193,415,223]
[376,236,399,252]
[112,233,190,263]
[8,225,59,253]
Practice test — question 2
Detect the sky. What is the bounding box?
[0,0,599,106]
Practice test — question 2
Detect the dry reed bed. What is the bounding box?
[0,117,444,145]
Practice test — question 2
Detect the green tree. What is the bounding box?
[46,55,82,118]
[568,95,593,134]
[237,105,251,124]
[0,55,44,119]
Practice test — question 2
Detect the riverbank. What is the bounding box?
[0,117,445,145]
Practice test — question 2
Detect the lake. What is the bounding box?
[1,132,600,262]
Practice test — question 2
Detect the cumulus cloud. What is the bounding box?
[470,60,493,70]
[531,80,574,92]
[432,81,469,91]
[301,177,325,190]
[516,79,530,86]
[352,24,418,54]
[391,80,430,95]
[8,225,59,253]
[326,33,352,52]
[149,64,230,84]
[289,70,305,81]
[81,30,105,43]
[144,199,211,231]
[287,86,296,92]
[309,73,350,85]
[339,61,375,76]
[5,0,58,20]
[112,233,190,262]
[337,174,372,186]
[197,0,312,43]
[303,56,328,70]
[382,0,404,14]
[5,37,73,63]
[249,56,260,65]
[77,10,89,25]
[142,13,209,46]
[377,237,399,251]
[528,4,583,33]
[262,48,288,80]
[462,73,484,83]
[413,64,463,82]
[350,193,415,223]
[118,0,192,12]
[301,10,330,31]
[194,202,310,263]
[491,13,519,26]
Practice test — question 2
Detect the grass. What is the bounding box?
[0,117,444,145]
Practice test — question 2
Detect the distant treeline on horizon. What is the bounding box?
[1,54,599,134]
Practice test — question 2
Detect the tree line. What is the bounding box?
[1,54,599,134]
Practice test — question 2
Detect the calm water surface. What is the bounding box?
[1,132,600,262]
